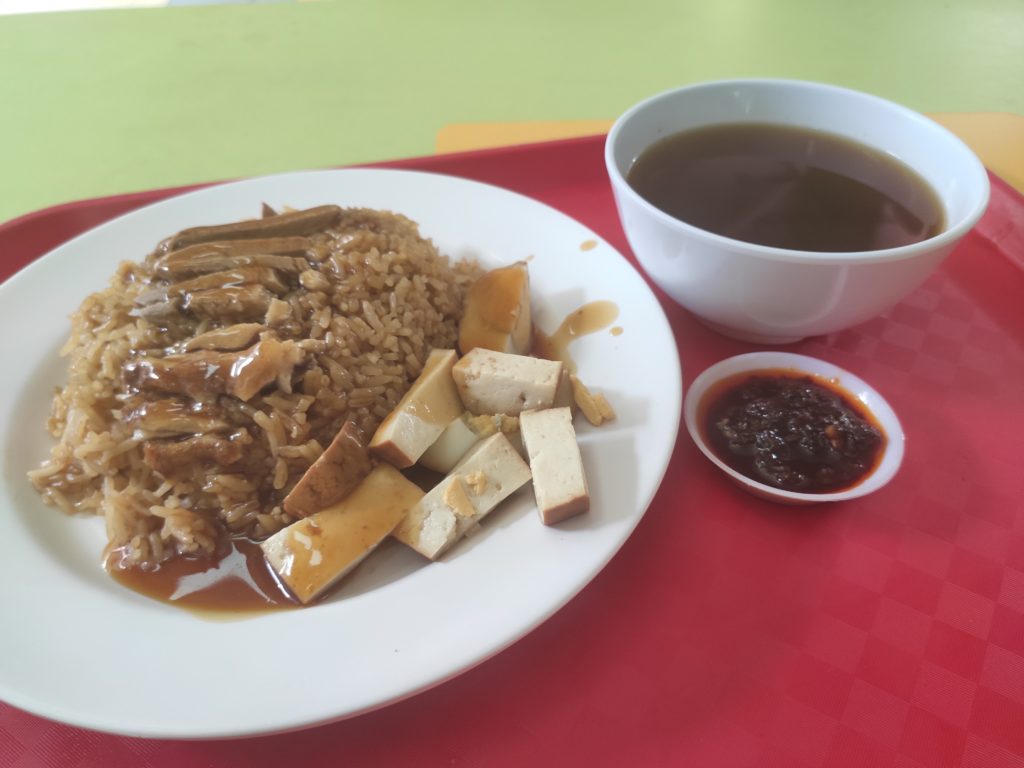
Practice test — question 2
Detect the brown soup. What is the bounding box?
[626,123,944,252]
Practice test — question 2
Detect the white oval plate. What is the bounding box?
[0,169,681,739]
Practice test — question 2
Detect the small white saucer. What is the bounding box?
[684,352,904,504]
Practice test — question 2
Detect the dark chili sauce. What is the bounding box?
[700,369,886,493]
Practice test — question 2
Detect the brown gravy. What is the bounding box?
[533,300,619,372]
[627,123,944,252]
[110,539,297,616]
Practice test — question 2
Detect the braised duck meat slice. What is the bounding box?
[123,337,304,402]
[143,431,252,477]
[183,323,265,352]
[166,206,342,251]
[135,267,290,307]
[228,336,306,401]
[183,284,274,321]
[123,397,229,439]
[154,242,310,280]
[130,298,183,323]
[124,353,228,400]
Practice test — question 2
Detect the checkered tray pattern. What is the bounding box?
[1,136,1021,767]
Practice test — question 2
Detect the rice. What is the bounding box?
[28,207,479,569]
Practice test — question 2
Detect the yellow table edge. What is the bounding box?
[436,113,1024,195]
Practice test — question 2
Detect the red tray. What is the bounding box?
[2,137,1023,768]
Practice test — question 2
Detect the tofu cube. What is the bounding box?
[393,433,532,559]
[519,407,590,525]
[262,464,424,603]
[418,414,481,474]
[452,348,562,416]
[283,420,371,517]
[553,368,575,411]
[370,349,464,468]
[458,261,532,355]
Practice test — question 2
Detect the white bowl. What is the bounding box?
[605,79,990,344]
[683,352,904,504]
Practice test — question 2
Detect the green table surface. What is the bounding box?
[2,0,1023,225]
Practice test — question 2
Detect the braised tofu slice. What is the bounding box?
[465,412,527,459]
[418,415,481,474]
[452,348,562,416]
[519,407,590,525]
[369,349,464,468]
[262,464,423,604]
[393,433,532,560]
[458,261,531,355]
[553,368,575,411]
[392,475,475,562]
[419,411,524,473]
[283,420,372,518]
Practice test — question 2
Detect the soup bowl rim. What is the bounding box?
[604,77,991,265]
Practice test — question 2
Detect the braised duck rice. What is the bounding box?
[28,205,480,569]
